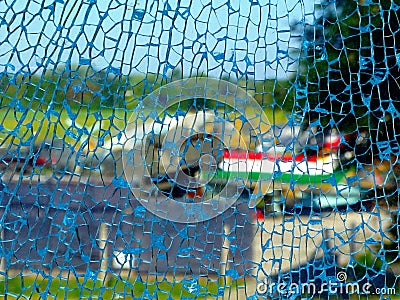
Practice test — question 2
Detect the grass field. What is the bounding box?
[0,274,245,299]
[0,107,129,147]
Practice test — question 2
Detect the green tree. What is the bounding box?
[296,0,400,155]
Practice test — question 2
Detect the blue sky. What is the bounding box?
[0,0,317,80]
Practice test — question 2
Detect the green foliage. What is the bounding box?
[254,79,295,112]
[296,0,400,142]
[0,66,162,113]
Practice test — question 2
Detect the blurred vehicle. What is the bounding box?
[211,125,373,211]
[0,145,53,180]
[96,110,233,197]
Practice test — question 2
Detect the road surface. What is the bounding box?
[0,175,394,284]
